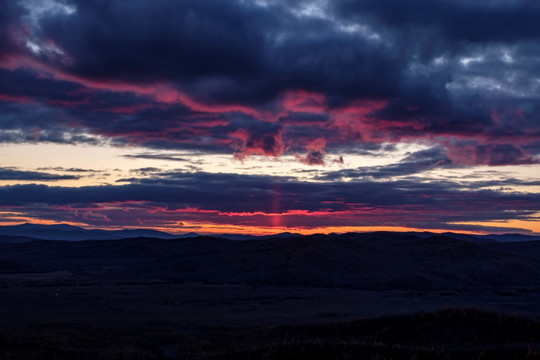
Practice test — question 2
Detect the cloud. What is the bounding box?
[230,122,285,159]
[123,153,189,162]
[333,0,540,43]
[0,167,80,180]
[323,147,453,180]
[0,0,539,166]
[1,171,539,231]
[296,150,325,166]
[36,167,97,173]
[445,141,539,166]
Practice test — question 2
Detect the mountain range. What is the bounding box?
[0,223,538,243]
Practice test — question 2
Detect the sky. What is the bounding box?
[0,0,539,235]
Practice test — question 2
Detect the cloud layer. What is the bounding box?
[1,171,538,233]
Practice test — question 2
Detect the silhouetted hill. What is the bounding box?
[0,235,41,243]
[479,233,540,242]
[3,232,540,359]
[222,308,540,360]
[2,307,540,359]
[2,224,539,243]
[2,232,540,291]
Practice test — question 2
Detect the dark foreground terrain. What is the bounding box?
[2,232,540,359]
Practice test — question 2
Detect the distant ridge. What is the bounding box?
[477,233,540,242]
[0,224,308,242]
[0,223,180,241]
[0,223,539,242]
[217,232,304,241]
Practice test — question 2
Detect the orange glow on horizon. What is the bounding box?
[166,223,482,236]
[450,216,540,235]
[2,218,490,237]
[3,214,538,237]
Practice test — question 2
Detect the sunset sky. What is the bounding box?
[1,0,539,235]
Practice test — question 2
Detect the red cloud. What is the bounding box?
[230,128,285,160]
[2,52,539,167]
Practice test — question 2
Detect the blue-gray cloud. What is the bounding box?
[1,171,539,232]
[0,167,80,181]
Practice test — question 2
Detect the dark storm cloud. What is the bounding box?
[38,0,268,87]
[3,0,538,105]
[0,101,101,144]
[0,167,80,180]
[1,0,539,164]
[0,88,225,149]
[0,0,24,60]
[334,0,540,43]
[15,0,402,106]
[0,68,83,101]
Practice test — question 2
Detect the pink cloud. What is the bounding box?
[230,128,285,160]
